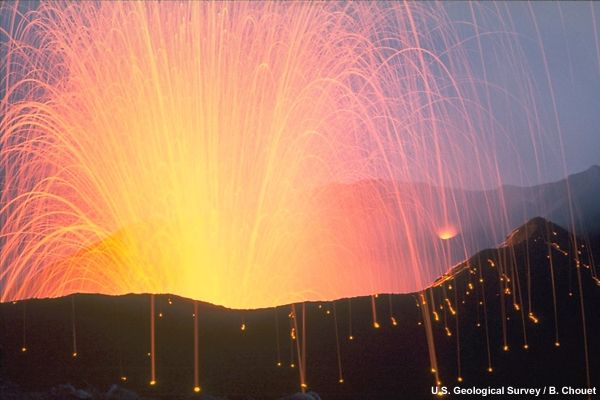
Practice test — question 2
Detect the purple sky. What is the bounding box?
[444,1,600,186]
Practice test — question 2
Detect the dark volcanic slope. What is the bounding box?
[1,218,599,400]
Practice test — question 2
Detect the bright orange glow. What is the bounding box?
[150,295,156,385]
[150,380,156,386]
[445,298,456,315]
[529,313,539,324]
[194,387,201,393]
[0,2,568,309]
[437,226,458,240]
[193,301,200,393]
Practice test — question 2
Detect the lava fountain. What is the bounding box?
[1,2,559,308]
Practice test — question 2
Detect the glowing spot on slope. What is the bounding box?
[437,226,458,240]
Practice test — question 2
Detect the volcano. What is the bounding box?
[1,217,599,399]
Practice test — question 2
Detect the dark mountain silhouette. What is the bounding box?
[486,165,600,238]
[1,217,599,399]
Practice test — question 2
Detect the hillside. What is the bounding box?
[0,217,599,399]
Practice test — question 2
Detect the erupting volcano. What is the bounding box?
[3,1,590,309]
[1,2,599,398]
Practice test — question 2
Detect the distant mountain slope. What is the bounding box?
[499,165,600,237]
[3,167,598,305]
[313,165,600,284]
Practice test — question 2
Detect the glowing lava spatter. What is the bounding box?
[0,1,580,309]
[193,301,200,393]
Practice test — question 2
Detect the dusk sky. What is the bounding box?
[446,1,600,186]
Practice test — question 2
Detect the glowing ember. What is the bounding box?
[437,227,458,240]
